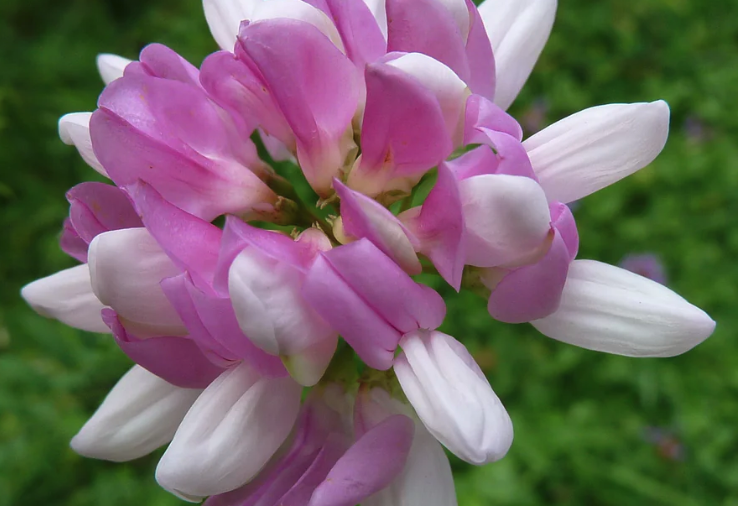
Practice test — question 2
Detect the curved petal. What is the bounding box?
[71,365,201,462]
[460,174,551,268]
[66,182,142,244]
[59,112,107,177]
[463,0,495,100]
[486,230,570,323]
[156,363,303,501]
[60,218,88,263]
[135,43,201,86]
[348,61,453,197]
[308,415,415,506]
[103,309,225,389]
[394,330,513,465]
[334,179,421,275]
[236,19,360,196]
[479,0,557,110]
[88,228,186,338]
[316,0,386,67]
[531,260,716,356]
[385,0,470,83]
[21,264,109,333]
[524,101,670,203]
[96,53,131,84]
[204,0,258,51]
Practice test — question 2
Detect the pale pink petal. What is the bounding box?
[479,0,557,110]
[524,101,670,204]
[313,0,386,67]
[88,228,186,338]
[463,0,495,100]
[60,218,88,263]
[71,365,202,462]
[21,264,109,333]
[96,53,131,84]
[59,112,107,177]
[531,260,716,356]
[460,174,551,268]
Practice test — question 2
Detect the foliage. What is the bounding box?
[1,0,737,504]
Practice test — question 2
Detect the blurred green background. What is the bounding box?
[1,0,737,504]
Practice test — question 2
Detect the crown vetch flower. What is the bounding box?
[20,0,716,503]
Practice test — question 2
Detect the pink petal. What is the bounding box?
[134,43,201,86]
[126,181,222,289]
[348,61,453,197]
[237,19,360,196]
[385,0,470,84]
[487,230,571,323]
[66,182,142,245]
[60,218,89,263]
[91,73,276,221]
[303,240,446,369]
[310,0,387,67]
[334,179,421,275]
[308,415,415,506]
[464,94,522,142]
[401,163,465,290]
[550,202,579,261]
[102,309,224,389]
[463,0,495,100]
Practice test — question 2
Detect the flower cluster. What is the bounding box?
[22,0,715,504]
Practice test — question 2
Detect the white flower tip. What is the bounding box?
[58,112,92,145]
[70,429,127,463]
[155,465,205,503]
[96,53,131,85]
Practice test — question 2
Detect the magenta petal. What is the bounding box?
[135,43,201,86]
[60,219,88,263]
[127,181,222,289]
[334,179,420,274]
[350,61,453,196]
[550,202,579,261]
[91,73,274,221]
[303,255,402,370]
[386,0,470,83]
[487,231,571,323]
[66,182,142,244]
[464,94,523,142]
[201,51,293,147]
[237,19,360,196]
[464,0,495,100]
[409,163,466,290]
[317,0,386,67]
[160,273,237,368]
[479,129,537,179]
[309,415,415,506]
[102,308,224,389]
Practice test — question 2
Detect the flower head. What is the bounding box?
[20,0,715,503]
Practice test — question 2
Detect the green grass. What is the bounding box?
[1,0,737,504]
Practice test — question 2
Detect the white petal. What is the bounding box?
[394,330,513,465]
[156,363,302,500]
[524,101,670,204]
[21,264,109,333]
[387,53,469,142]
[96,54,132,85]
[479,0,557,110]
[229,248,336,370]
[251,0,345,52]
[460,174,551,268]
[203,0,258,51]
[88,228,186,338]
[71,366,201,462]
[532,260,715,356]
[59,113,108,177]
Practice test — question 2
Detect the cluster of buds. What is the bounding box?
[22,0,715,504]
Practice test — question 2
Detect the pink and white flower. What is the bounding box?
[20,0,716,504]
